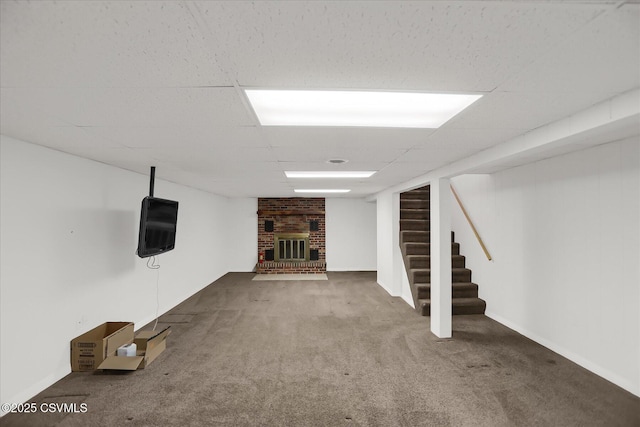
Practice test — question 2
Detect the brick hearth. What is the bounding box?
[257,261,327,274]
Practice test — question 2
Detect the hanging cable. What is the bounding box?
[145,256,161,331]
[147,255,160,270]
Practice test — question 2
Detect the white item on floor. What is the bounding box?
[116,343,137,357]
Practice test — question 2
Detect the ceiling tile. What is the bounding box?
[83,126,268,149]
[0,1,229,88]
[270,146,406,164]
[447,91,619,132]
[499,6,640,95]
[405,127,529,155]
[146,146,278,164]
[262,127,436,149]
[195,1,604,91]
[4,87,254,128]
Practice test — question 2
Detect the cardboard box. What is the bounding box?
[134,326,171,369]
[70,322,134,371]
[96,326,171,371]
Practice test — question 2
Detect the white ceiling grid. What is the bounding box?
[1,1,638,197]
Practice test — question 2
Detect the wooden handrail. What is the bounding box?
[450,184,492,261]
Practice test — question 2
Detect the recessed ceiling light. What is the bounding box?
[327,159,348,164]
[294,189,351,193]
[244,89,482,128]
[285,171,376,178]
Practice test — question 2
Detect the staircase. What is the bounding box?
[400,185,486,316]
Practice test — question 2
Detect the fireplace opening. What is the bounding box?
[275,233,310,262]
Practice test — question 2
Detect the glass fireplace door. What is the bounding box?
[274,233,310,262]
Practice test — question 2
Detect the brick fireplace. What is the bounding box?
[256,198,326,274]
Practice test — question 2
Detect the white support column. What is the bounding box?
[430,178,452,338]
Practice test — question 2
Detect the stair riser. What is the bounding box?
[400,231,456,243]
[400,231,429,242]
[404,244,427,255]
[403,243,460,255]
[400,191,429,200]
[452,303,486,315]
[408,256,466,269]
[420,304,486,316]
[400,199,430,209]
[418,290,480,299]
[400,209,430,220]
[412,269,471,283]
[417,284,479,299]
[400,220,429,231]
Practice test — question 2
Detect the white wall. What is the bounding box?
[375,192,415,305]
[226,197,258,272]
[325,198,376,271]
[450,137,640,396]
[0,135,247,411]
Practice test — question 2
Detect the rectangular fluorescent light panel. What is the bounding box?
[285,171,376,178]
[294,189,351,193]
[245,89,482,128]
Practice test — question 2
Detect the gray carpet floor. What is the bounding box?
[3,272,638,426]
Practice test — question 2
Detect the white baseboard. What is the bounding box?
[485,310,639,397]
[1,369,69,417]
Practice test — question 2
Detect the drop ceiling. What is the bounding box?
[1,1,639,198]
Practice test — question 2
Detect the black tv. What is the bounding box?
[137,196,179,258]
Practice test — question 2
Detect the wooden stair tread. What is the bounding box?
[418,297,485,305]
[405,254,465,260]
[415,283,479,300]
[410,267,471,273]
[415,281,478,288]
[417,297,487,315]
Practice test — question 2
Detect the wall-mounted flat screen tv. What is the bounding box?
[137,196,179,258]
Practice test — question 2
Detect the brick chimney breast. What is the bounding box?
[257,198,326,274]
